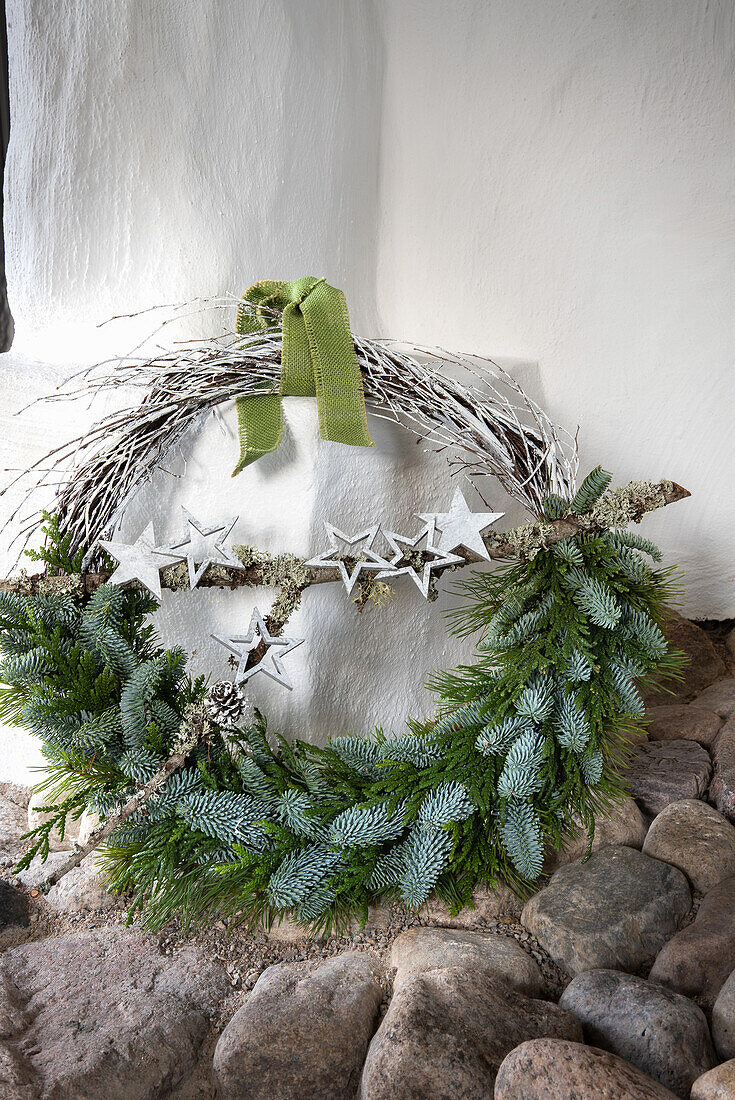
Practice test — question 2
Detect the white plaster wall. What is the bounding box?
[4,0,384,355]
[2,0,734,783]
[376,0,735,619]
[0,0,497,782]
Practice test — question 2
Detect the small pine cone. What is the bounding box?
[206,680,251,727]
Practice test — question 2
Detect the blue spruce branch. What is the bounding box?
[562,649,593,683]
[329,736,383,779]
[514,678,555,723]
[578,748,604,786]
[605,529,663,562]
[397,826,454,907]
[267,844,344,909]
[380,736,444,768]
[555,693,591,752]
[500,801,544,878]
[278,789,328,841]
[477,714,533,757]
[497,730,546,799]
[417,781,474,828]
[573,578,621,629]
[328,800,407,848]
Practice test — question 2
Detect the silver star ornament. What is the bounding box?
[212,608,304,690]
[306,523,394,595]
[376,520,463,598]
[155,508,241,588]
[99,523,180,600]
[419,488,504,560]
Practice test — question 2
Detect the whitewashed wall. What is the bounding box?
[2,0,733,783]
[376,0,735,619]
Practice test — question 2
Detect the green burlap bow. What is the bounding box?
[232,276,374,475]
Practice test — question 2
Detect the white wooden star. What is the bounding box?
[212,608,304,690]
[306,524,394,595]
[99,523,180,600]
[419,488,504,561]
[376,521,463,598]
[154,508,241,588]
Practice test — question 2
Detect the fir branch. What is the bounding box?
[571,466,613,514]
[36,701,211,892]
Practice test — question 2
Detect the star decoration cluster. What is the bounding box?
[97,489,503,694]
[99,506,306,694]
[307,489,504,598]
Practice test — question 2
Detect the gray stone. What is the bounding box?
[494,1038,682,1099]
[0,792,30,869]
[559,969,715,1097]
[16,852,118,911]
[727,626,735,664]
[45,856,119,912]
[521,846,691,976]
[0,880,28,941]
[712,967,735,1060]
[646,705,722,747]
[643,612,725,707]
[265,915,326,942]
[0,782,31,810]
[710,721,735,822]
[625,739,712,817]
[360,966,581,1100]
[213,952,382,1100]
[269,902,403,944]
[642,799,735,894]
[77,808,101,846]
[16,851,69,888]
[0,927,230,1099]
[390,927,542,996]
[649,875,735,1007]
[421,881,524,926]
[691,1059,735,1100]
[695,679,735,719]
[545,797,648,873]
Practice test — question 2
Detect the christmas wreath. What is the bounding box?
[0,280,688,933]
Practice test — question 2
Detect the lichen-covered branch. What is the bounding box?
[488,480,689,559]
[1,480,689,610]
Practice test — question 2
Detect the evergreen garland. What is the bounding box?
[0,494,683,933]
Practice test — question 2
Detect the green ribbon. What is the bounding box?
[232,276,374,475]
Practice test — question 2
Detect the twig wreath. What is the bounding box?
[0,279,689,933]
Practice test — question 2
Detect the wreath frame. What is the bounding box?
[0,302,690,933]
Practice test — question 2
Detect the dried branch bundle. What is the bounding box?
[1,298,579,559]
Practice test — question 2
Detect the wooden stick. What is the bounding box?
[1,479,691,602]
